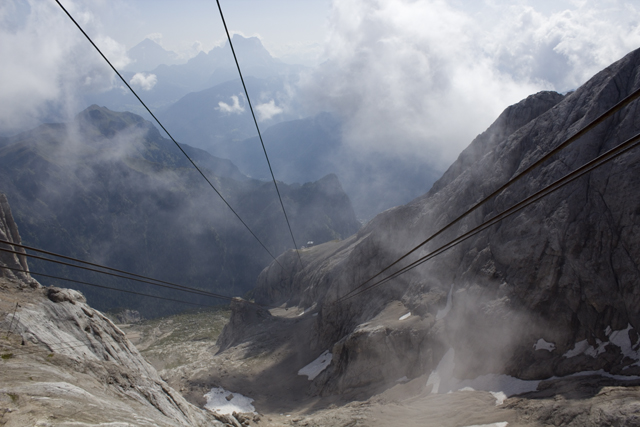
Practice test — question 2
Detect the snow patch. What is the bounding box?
[298,350,332,380]
[462,423,508,427]
[428,347,640,407]
[563,340,591,358]
[565,338,609,358]
[399,312,411,321]
[453,373,540,397]
[426,348,455,394]
[436,284,454,320]
[534,338,556,352]
[564,325,640,361]
[297,303,318,317]
[584,340,608,358]
[204,387,255,415]
[564,369,640,381]
[396,376,409,383]
[490,391,508,405]
[609,324,640,361]
[427,348,540,397]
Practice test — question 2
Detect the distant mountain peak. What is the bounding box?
[230,34,263,46]
[136,38,164,48]
[125,38,180,72]
[222,34,273,59]
[75,105,148,138]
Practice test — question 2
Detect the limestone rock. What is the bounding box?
[115,308,144,324]
[46,286,86,304]
[0,193,39,287]
[217,297,273,352]
[250,47,640,397]
[0,196,222,426]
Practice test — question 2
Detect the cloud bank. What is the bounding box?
[130,73,157,91]
[256,100,284,121]
[300,0,640,169]
[218,95,245,114]
[0,0,129,135]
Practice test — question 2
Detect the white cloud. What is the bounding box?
[129,72,157,91]
[481,1,640,92]
[255,100,283,121]
[217,95,245,114]
[0,0,129,134]
[301,0,640,169]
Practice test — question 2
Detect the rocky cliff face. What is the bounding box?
[0,193,39,287]
[0,194,221,426]
[242,48,640,397]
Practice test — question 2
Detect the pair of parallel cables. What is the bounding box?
[6,109,639,358]
[2,0,307,309]
[53,0,303,270]
[333,85,640,303]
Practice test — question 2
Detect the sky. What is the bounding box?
[92,0,331,61]
[1,0,639,167]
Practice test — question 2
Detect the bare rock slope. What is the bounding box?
[0,193,221,426]
[231,47,640,403]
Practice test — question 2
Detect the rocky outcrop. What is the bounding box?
[0,196,221,426]
[248,48,640,397]
[0,193,38,287]
[216,297,273,352]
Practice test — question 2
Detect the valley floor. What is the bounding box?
[120,306,640,427]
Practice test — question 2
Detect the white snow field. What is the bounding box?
[204,387,255,415]
[399,312,411,320]
[298,350,333,380]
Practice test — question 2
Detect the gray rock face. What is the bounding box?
[114,308,144,324]
[0,197,221,426]
[249,48,640,397]
[0,193,39,287]
[216,297,273,352]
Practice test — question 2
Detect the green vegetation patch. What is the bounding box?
[1,353,13,360]
[128,307,231,371]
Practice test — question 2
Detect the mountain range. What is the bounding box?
[82,35,441,221]
[0,105,360,317]
[123,38,183,72]
[84,35,304,116]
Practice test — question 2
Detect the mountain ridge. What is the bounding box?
[222,47,640,401]
[0,105,361,317]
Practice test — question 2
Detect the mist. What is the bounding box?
[0,0,131,135]
[0,105,362,317]
[300,0,640,170]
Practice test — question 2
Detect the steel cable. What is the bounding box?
[334,131,640,303]
[215,0,304,267]
[335,86,640,302]
[52,0,284,270]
